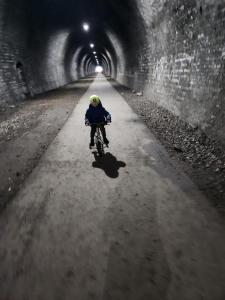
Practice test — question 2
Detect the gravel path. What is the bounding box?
[111,80,225,216]
[0,78,93,210]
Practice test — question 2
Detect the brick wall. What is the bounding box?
[112,0,225,143]
[0,0,28,103]
[26,30,70,95]
[0,0,77,103]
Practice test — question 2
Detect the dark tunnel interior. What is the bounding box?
[1,0,225,142]
[23,0,146,84]
[1,1,225,298]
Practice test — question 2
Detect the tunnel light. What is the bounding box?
[95,66,103,73]
[90,43,95,48]
[83,23,90,32]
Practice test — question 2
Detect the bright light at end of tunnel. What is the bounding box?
[82,23,90,32]
[90,43,95,48]
[95,66,103,73]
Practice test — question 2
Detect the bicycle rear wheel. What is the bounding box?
[96,141,104,157]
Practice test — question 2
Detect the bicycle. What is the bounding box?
[87,122,109,157]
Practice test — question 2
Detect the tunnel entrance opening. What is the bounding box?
[95,66,103,73]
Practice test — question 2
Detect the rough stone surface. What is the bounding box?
[0,0,81,102]
[109,1,225,144]
[112,80,225,215]
[0,78,92,210]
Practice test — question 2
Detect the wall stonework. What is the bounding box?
[0,0,29,102]
[0,0,75,102]
[116,0,225,143]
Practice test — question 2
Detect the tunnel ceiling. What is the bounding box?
[1,0,147,101]
[2,0,225,146]
[25,0,145,76]
[28,0,138,34]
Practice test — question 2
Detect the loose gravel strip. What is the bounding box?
[0,79,93,211]
[112,80,225,216]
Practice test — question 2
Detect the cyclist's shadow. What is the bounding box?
[92,152,126,178]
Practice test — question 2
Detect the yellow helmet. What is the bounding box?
[90,95,100,105]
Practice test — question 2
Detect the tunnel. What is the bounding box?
[1,0,224,143]
[0,0,144,95]
[1,1,225,299]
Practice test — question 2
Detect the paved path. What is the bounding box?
[0,75,225,300]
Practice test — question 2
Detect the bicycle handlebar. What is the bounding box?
[86,122,110,126]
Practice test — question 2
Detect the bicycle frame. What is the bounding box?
[90,123,108,157]
[95,125,105,156]
[95,126,103,143]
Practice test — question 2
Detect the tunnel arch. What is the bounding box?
[0,0,148,99]
[85,57,92,77]
[1,0,225,143]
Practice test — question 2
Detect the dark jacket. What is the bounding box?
[85,102,111,124]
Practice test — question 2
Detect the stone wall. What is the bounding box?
[0,0,29,103]
[112,0,225,143]
[0,0,75,103]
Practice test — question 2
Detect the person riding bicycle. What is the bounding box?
[85,95,111,148]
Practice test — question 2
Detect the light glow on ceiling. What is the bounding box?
[83,23,90,32]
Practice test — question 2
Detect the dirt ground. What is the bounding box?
[111,80,225,217]
[0,78,93,210]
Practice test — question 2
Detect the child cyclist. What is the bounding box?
[85,95,111,148]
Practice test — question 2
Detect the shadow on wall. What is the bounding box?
[16,62,31,99]
[92,152,126,178]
